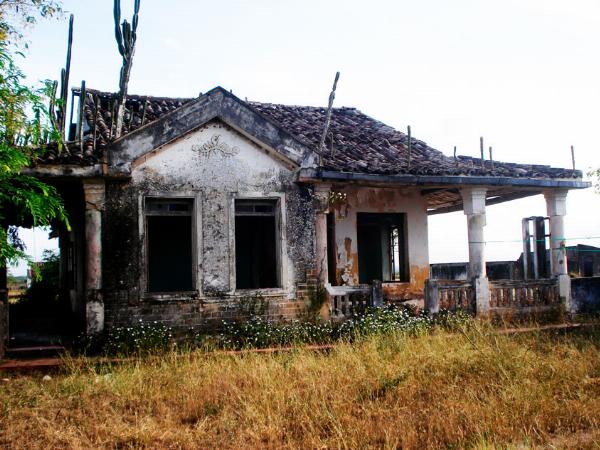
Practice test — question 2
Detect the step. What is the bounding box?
[5,345,66,359]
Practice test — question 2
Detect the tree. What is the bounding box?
[0,0,62,46]
[0,2,68,268]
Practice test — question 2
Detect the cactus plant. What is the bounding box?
[113,0,141,139]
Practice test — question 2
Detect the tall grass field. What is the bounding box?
[1,325,600,449]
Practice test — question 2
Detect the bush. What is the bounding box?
[213,305,471,350]
[217,317,335,350]
[77,306,474,355]
[76,321,174,356]
[431,308,474,331]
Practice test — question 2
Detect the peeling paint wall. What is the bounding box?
[103,120,315,331]
[329,185,429,300]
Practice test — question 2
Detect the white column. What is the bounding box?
[314,184,331,285]
[83,179,105,334]
[545,189,572,311]
[313,184,331,319]
[461,187,490,315]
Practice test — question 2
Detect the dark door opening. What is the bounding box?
[235,199,279,289]
[326,212,337,285]
[357,213,408,284]
[7,228,74,347]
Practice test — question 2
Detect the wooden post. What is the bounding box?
[489,146,494,169]
[407,125,412,170]
[454,145,458,166]
[480,136,485,168]
[571,145,576,171]
[318,71,340,166]
[78,81,86,152]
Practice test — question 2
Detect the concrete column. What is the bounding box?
[313,184,331,319]
[545,189,572,311]
[314,184,331,285]
[461,187,490,315]
[83,179,105,334]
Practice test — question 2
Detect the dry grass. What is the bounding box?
[1,325,600,449]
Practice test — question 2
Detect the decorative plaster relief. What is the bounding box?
[192,134,240,159]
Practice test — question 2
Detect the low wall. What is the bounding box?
[571,277,600,313]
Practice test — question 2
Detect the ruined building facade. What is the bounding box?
[0,87,589,350]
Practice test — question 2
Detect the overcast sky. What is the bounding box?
[10,0,600,275]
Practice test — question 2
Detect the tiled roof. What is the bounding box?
[42,88,581,180]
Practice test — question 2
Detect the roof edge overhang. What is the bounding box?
[298,168,591,189]
[24,163,104,179]
[107,87,315,173]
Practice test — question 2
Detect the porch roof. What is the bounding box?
[298,167,590,215]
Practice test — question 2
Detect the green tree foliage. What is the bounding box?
[23,248,59,304]
[0,4,68,267]
[0,0,62,46]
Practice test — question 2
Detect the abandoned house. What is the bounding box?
[0,86,591,354]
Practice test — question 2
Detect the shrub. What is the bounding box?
[337,304,433,339]
[76,320,174,356]
[214,305,466,350]
[217,317,335,350]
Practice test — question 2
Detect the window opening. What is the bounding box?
[145,198,194,293]
[235,199,279,289]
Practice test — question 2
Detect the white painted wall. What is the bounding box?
[331,186,430,298]
[131,120,302,298]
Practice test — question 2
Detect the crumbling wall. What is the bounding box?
[103,120,315,331]
[329,185,429,301]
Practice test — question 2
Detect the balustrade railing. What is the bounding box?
[425,279,474,313]
[489,279,560,310]
[327,283,381,318]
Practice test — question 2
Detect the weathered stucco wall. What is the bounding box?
[329,186,429,300]
[103,120,315,331]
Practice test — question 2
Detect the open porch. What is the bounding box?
[300,168,588,319]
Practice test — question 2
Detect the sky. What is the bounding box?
[9,0,600,275]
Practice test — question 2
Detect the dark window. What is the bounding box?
[326,212,337,285]
[145,198,194,293]
[235,199,279,289]
[357,213,408,284]
[583,256,594,277]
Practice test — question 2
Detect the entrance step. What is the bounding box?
[5,345,66,359]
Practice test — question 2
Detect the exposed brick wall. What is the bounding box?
[104,285,312,334]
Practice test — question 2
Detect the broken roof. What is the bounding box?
[41,87,583,183]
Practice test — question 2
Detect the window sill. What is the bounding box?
[141,291,199,301]
[233,288,287,297]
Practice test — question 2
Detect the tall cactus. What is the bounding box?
[113,0,141,139]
